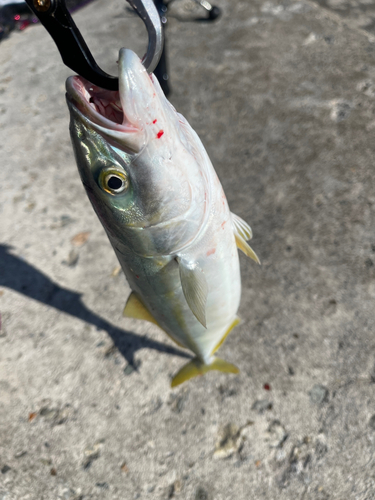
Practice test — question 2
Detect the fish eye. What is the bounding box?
[99,169,129,195]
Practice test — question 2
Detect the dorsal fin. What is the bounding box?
[231,213,260,264]
[234,234,261,264]
[231,212,253,241]
[178,258,208,328]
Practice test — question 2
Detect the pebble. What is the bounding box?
[62,249,79,267]
[194,487,210,500]
[104,345,117,358]
[83,442,103,469]
[40,458,52,466]
[0,312,7,338]
[368,415,375,430]
[309,385,329,404]
[50,215,75,229]
[71,231,90,247]
[264,420,288,448]
[168,389,189,413]
[120,462,128,473]
[252,399,273,414]
[111,265,122,277]
[1,465,11,474]
[123,359,141,375]
[365,258,373,268]
[214,423,242,459]
[167,483,175,499]
[217,384,237,399]
[96,482,109,489]
[39,404,72,426]
[28,412,37,422]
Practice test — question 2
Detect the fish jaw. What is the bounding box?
[118,48,172,135]
[66,48,173,155]
[66,75,144,154]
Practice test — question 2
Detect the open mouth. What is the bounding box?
[66,75,138,134]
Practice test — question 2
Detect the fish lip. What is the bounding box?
[65,75,138,134]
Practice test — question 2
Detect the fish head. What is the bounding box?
[66,49,208,254]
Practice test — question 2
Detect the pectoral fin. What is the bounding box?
[178,259,208,328]
[123,292,158,325]
[171,357,239,388]
[211,316,241,355]
[234,234,261,264]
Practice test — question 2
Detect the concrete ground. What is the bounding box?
[1,0,375,498]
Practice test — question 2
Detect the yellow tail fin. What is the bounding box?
[171,357,239,388]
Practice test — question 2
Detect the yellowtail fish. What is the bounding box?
[66,49,259,387]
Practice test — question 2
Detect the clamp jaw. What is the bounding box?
[24,0,163,90]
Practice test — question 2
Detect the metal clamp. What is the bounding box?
[24,0,163,90]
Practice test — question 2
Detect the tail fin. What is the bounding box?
[171,357,239,388]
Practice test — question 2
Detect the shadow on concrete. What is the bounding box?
[0,244,190,366]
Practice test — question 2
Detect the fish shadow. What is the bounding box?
[0,244,190,367]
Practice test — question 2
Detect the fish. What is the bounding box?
[65,48,259,387]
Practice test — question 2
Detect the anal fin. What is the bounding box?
[171,357,239,388]
[123,292,159,325]
[123,292,185,348]
[211,316,241,355]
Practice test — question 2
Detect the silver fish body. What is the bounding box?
[66,49,258,386]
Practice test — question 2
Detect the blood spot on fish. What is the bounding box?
[156,130,164,139]
[136,275,139,279]
[221,221,227,229]
[153,119,157,124]
[207,248,216,256]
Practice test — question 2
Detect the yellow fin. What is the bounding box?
[231,212,253,240]
[123,292,185,348]
[211,316,241,355]
[123,292,158,325]
[171,357,239,388]
[235,234,261,264]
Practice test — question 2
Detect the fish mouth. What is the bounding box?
[66,75,138,134]
[66,49,162,153]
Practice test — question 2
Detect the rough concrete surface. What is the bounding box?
[1,0,375,498]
